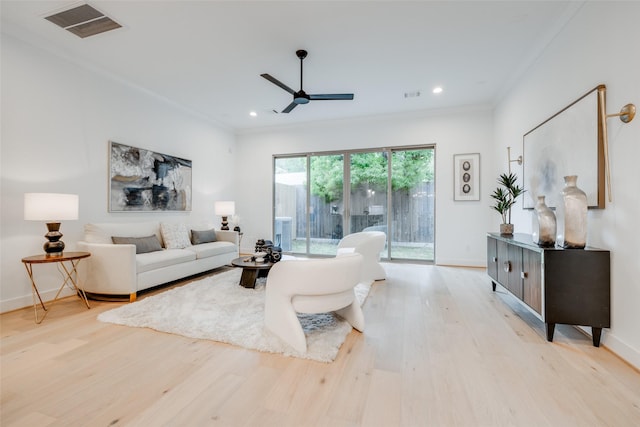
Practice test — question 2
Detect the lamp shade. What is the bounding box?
[24,193,79,221]
[214,201,235,216]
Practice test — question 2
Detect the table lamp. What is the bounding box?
[214,201,235,230]
[24,193,79,256]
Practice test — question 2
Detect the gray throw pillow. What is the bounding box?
[191,229,217,245]
[112,235,163,254]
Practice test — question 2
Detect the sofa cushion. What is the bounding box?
[185,241,236,259]
[112,235,162,254]
[136,249,197,273]
[85,221,160,244]
[160,223,192,249]
[191,228,217,245]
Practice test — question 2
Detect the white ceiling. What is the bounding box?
[1,1,579,132]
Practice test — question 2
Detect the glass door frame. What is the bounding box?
[273,144,436,263]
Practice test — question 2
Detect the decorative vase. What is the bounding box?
[556,175,587,249]
[500,223,514,235]
[532,195,556,247]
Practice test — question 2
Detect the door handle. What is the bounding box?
[503,261,511,273]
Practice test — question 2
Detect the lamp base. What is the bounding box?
[220,216,230,231]
[44,222,65,256]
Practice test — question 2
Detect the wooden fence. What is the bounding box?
[276,182,434,244]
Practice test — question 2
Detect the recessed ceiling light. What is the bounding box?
[432,86,443,94]
[249,111,257,117]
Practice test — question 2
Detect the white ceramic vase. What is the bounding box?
[556,175,587,249]
[532,195,556,247]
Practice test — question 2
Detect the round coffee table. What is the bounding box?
[231,257,274,288]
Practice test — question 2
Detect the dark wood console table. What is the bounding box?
[487,233,610,347]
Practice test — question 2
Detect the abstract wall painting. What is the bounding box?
[109,141,192,212]
[523,85,605,209]
[454,153,480,201]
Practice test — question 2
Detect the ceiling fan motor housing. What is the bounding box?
[294,91,310,104]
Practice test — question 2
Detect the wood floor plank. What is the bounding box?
[361,368,402,426]
[1,263,639,426]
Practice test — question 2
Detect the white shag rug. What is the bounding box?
[97,268,371,362]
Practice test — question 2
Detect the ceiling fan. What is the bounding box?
[261,49,354,113]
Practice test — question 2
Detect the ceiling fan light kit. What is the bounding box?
[261,49,354,113]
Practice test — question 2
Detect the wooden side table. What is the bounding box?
[21,251,91,324]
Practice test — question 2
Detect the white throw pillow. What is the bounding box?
[336,247,356,256]
[160,223,192,249]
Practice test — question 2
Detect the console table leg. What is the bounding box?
[592,327,602,347]
[491,281,496,292]
[546,323,555,342]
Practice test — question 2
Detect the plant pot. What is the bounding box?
[500,223,514,235]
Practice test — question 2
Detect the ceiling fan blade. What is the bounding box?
[261,73,295,95]
[309,93,354,100]
[281,102,298,113]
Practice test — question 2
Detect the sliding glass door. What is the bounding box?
[309,154,344,255]
[349,151,388,235]
[390,148,434,261]
[273,145,434,262]
[274,156,306,253]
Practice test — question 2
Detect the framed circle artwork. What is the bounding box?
[454,153,480,201]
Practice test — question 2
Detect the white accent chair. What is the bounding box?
[337,231,386,283]
[264,253,365,353]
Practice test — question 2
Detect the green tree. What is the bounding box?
[307,150,434,202]
[310,155,344,202]
[391,150,434,191]
[350,152,388,190]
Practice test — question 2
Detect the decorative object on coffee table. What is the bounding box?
[532,195,556,247]
[255,239,282,263]
[556,175,587,249]
[490,172,525,235]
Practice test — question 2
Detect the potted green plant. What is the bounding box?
[490,172,525,235]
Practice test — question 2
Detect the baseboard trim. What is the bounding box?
[602,332,640,371]
[435,257,486,268]
[1,288,76,314]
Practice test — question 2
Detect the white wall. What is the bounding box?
[235,107,495,266]
[494,2,640,368]
[1,34,236,312]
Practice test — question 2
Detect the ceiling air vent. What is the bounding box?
[45,4,121,38]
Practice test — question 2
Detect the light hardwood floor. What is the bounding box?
[1,263,639,426]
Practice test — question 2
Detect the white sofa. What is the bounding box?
[77,221,238,302]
